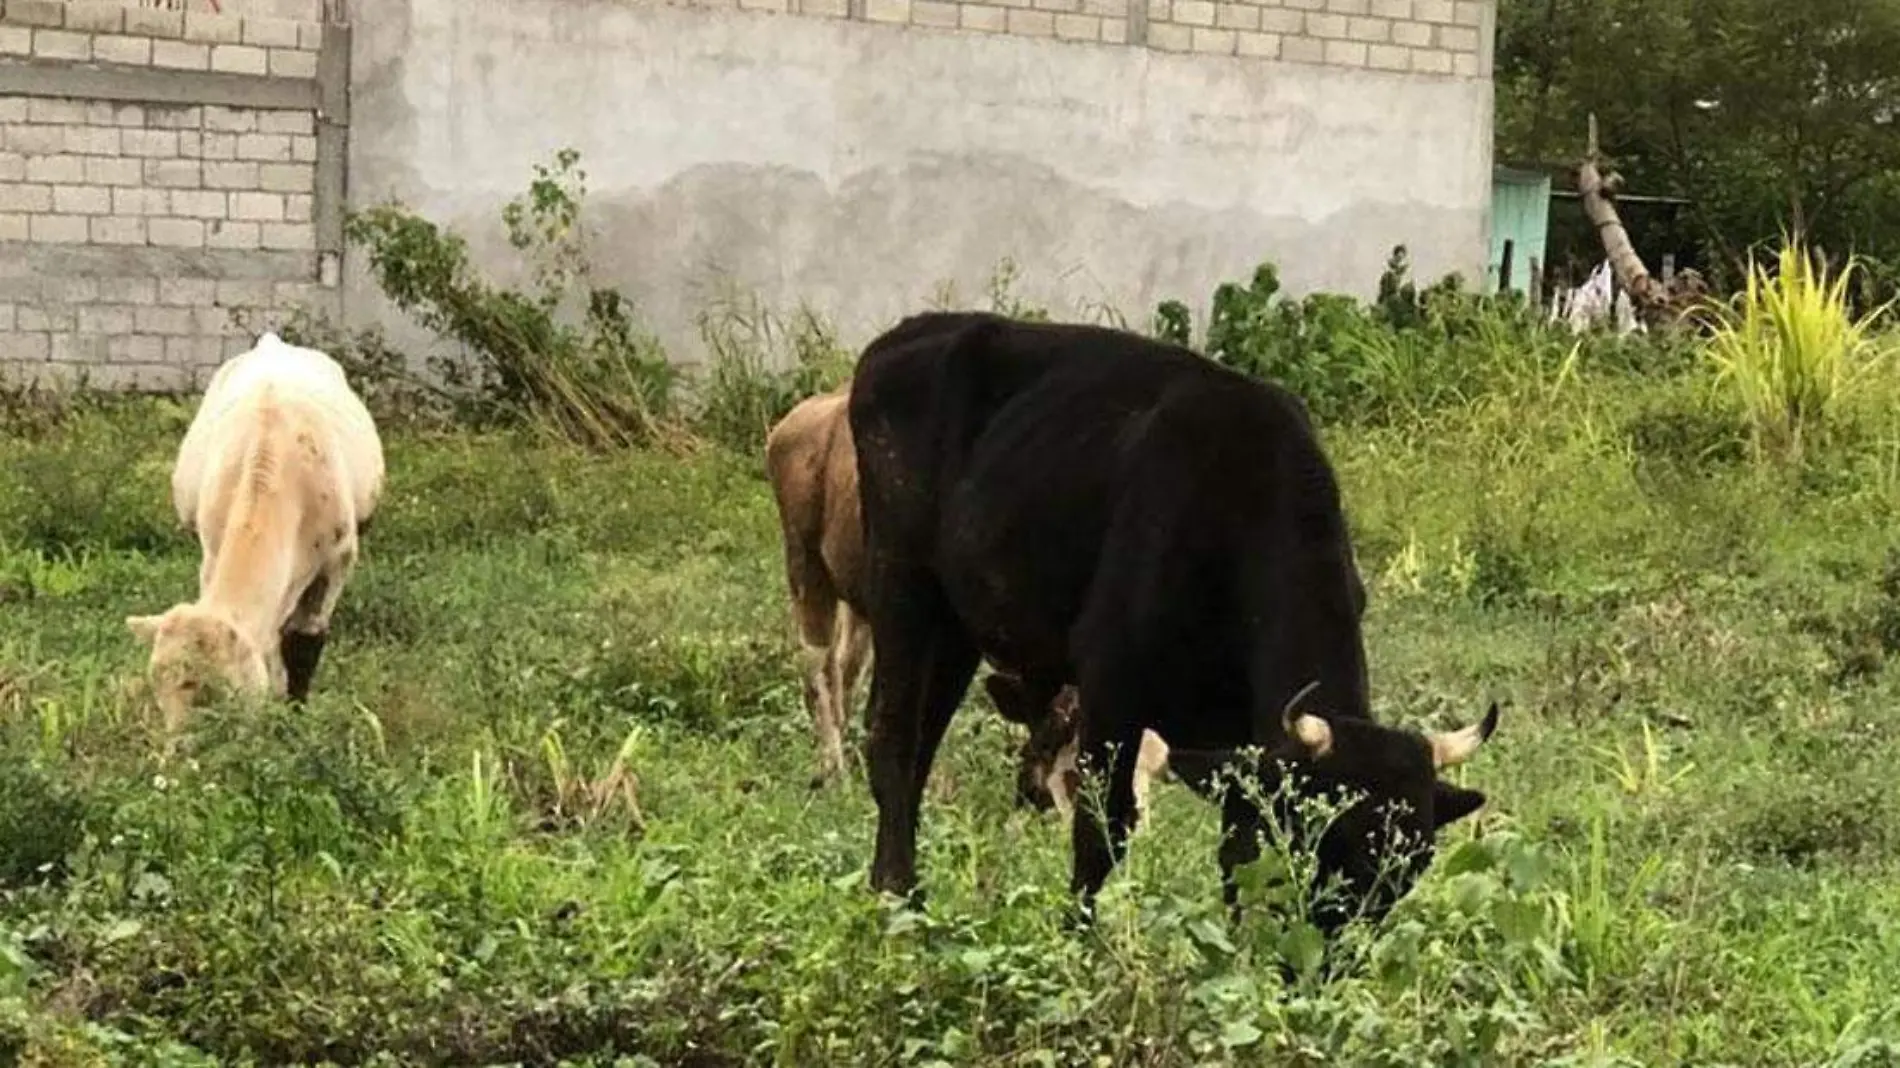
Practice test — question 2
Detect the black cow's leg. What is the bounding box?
[864,579,979,904]
[1068,720,1144,924]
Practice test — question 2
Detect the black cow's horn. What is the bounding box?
[1428,701,1501,769]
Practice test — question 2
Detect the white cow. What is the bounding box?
[127,333,384,730]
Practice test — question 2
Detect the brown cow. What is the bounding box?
[765,384,1167,809]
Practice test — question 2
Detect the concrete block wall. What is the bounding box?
[0,0,345,391]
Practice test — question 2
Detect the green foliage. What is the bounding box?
[1700,237,1896,463]
[344,149,681,450]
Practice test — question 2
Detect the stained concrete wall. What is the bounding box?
[349,0,1496,364]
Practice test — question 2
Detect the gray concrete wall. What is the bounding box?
[349,0,1496,364]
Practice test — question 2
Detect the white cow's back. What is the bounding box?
[171,334,383,530]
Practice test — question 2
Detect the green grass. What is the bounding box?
[8,347,1900,1065]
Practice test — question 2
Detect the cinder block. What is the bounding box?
[148,217,205,247]
[1323,37,1368,65]
[170,188,226,218]
[1413,0,1451,21]
[98,277,155,304]
[77,305,133,334]
[230,191,282,220]
[0,213,24,241]
[737,0,790,13]
[1171,0,1214,25]
[52,185,110,215]
[1391,19,1430,45]
[177,130,203,157]
[211,44,268,75]
[152,40,209,70]
[242,16,301,47]
[1217,4,1258,30]
[143,159,201,187]
[1347,16,1388,40]
[959,5,1007,32]
[51,332,109,365]
[5,124,63,154]
[1452,0,1481,25]
[121,129,178,158]
[206,219,260,249]
[283,192,311,221]
[107,335,166,364]
[89,215,146,245]
[1367,42,1408,68]
[1146,0,1168,21]
[17,304,69,331]
[150,105,205,130]
[1190,25,1235,51]
[236,134,289,162]
[1304,12,1346,36]
[1259,8,1302,31]
[64,2,127,33]
[258,221,311,250]
[0,26,29,56]
[29,213,88,243]
[863,0,910,22]
[203,106,256,132]
[1327,0,1367,12]
[1081,0,1119,14]
[268,46,316,78]
[183,13,243,44]
[113,187,169,215]
[85,157,142,186]
[911,0,959,26]
[86,102,143,127]
[1452,51,1477,76]
[201,133,237,161]
[798,0,849,18]
[296,21,323,50]
[1101,17,1126,42]
[4,0,64,28]
[1408,45,1450,72]
[93,34,153,65]
[1054,11,1100,37]
[1235,29,1279,56]
[64,126,121,155]
[1148,21,1190,49]
[0,332,51,362]
[1370,0,1410,16]
[0,153,21,182]
[290,135,316,163]
[1281,33,1325,61]
[1006,8,1054,34]
[26,98,84,124]
[204,161,259,188]
[32,29,92,61]
[125,7,186,39]
[136,305,196,335]
[1032,0,1079,14]
[1438,24,1478,50]
[0,304,11,330]
[157,278,215,307]
[0,98,25,123]
[1286,0,1326,9]
[49,277,99,304]
[258,110,313,136]
[24,155,82,183]
[216,279,269,307]
[0,182,51,212]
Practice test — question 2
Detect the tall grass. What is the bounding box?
[1700,238,1897,463]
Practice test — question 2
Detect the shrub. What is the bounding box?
[345,149,683,451]
[1699,237,1896,464]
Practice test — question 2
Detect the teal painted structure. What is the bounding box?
[1487,166,1552,295]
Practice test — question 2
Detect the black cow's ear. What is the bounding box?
[1431,781,1486,828]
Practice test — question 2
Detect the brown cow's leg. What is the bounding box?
[790,555,851,790]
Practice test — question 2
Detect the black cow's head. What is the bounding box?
[1169,689,1499,938]
[983,672,1076,812]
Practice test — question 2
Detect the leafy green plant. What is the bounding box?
[1700,237,1896,463]
[345,149,682,450]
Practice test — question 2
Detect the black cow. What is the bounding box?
[846,310,1500,940]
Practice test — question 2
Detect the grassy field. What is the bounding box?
[7,354,1900,1067]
